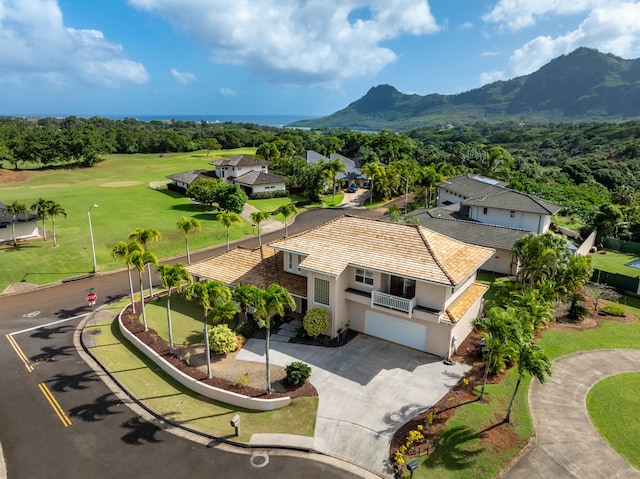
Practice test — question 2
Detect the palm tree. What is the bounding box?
[250,210,271,247]
[279,203,298,237]
[129,250,158,331]
[322,157,347,205]
[1,200,29,246]
[129,227,162,298]
[361,160,385,205]
[217,211,241,251]
[472,307,522,401]
[183,280,229,379]
[157,263,192,354]
[505,341,551,423]
[47,201,67,247]
[233,282,260,323]
[30,198,50,240]
[176,217,201,265]
[252,284,296,395]
[111,240,143,313]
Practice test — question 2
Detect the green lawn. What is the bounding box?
[587,373,640,469]
[408,297,640,479]
[88,299,317,442]
[0,149,257,290]
[589,250,640,278]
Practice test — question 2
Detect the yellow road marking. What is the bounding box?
[38,383,72,427]
[5,334,33,372]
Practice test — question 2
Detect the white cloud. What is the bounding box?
[170,68,197,84]
[0,0,149,87]
[481,2,640,84]
[219,87,237,97]
[127,0,440,86]
[459,21,474,30]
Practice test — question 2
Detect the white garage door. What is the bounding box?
[365,310,427,351]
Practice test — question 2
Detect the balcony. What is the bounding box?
[371,290,417,317]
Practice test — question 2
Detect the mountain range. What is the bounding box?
[290,48,640,131]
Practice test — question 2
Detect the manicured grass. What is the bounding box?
[589,250,640,278]
[0,149,257,290]
[587,373,640,469]
[413,371,534,479]
[87,303,317,442]
[247,194,306,213]
[408,294,640,478]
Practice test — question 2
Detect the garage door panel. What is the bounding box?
[365,310,427,351]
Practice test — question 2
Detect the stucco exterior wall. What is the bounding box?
[249,182,286,194]
[0,222,39,243]
[469,206,549,234]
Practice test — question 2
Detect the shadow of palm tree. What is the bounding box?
[30,345,74,362]
[68,393,122,422]
[121,417,163,445]
[30,325,73,340]
[423,425,484,470]
[47,371,99,392]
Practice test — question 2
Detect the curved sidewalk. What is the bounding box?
[502,349,640,479]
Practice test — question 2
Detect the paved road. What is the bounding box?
[502,350,640,479]
[0,207,382,479]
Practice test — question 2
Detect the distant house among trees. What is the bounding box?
[166,169,218,194]
[300,150,364,187]
[0,202,40,244]
[210,155,288,197]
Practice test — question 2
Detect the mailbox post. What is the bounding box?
[230,414,240,436]
[407,460,418,478]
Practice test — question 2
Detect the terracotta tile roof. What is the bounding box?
[444,283,489,323]
[268,215,495,286]
[185,246,307,297]
[210,154,269,167]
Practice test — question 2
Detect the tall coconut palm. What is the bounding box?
[322,157,347,205]
[111,240,143,313]
[505,341,551,423]
[183,280,228,379]
[129,227,162,297]
[129,250,157,331]
[279,203,298,237]
[217,211,241,251]
[361,160,385,205]
[250,210,271,247]
[472,307,522,401]
[156,263,192,354]
[176,217,201,265]
[30,198,50,240]
[47,201,67,247]
[1,200,29,246]
[252,284,296,395]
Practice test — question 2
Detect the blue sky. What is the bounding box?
[2,0,640,118]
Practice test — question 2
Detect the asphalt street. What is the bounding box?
[0,207,380,479]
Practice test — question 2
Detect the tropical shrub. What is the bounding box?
[285,361,312,386]
[208,324,239,354]
[601,303,626,317]
[303,307,329,337]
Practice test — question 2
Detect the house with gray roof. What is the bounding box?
[301,150,364,186]
[166,169,218,193]
[210,154,287,195]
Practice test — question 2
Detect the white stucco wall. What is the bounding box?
[0,222,39,243]
[248,182,286,194]
[469,206,549,234]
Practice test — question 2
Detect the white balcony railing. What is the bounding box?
[371,290,417,318]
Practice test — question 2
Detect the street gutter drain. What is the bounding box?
[250,453,269,468]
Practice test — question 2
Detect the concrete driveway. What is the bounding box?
[236,334,470,476]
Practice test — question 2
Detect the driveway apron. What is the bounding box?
[237,335,469,476]
[502,349,640,479]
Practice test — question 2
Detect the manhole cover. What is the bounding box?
[250,453,269,468]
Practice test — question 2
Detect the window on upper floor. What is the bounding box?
[297,254,302,272]
[314,277,330,306]
[288,252,293,270]
[355,267,374,286]
[482,207,488,215]
[510,210,515,218]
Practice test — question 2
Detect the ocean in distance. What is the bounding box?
[127,114,316,127]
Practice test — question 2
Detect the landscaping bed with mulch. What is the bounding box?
[119,300,318,400]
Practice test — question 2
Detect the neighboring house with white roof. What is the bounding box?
[187,215,494,357]
[0,202,40,243]
[210,154,287,196]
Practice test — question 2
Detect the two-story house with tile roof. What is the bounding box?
[187,215,494,357]
[210,154,288,195]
